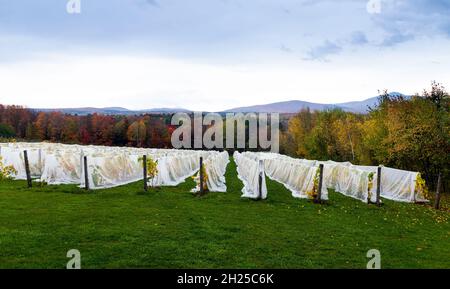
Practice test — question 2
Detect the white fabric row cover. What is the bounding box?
[252,154,390,203]
[80,152,142,189]
[237,152,328,201]
[191,151,230,193]
[0,142,182,182]
[0,142,227,191]
[234,152,426,203]
[0,142,426,202]
[233,151,267,199]
[318,161,427,203]
[0,146,43,179]
[355,165,427,203]
[80,151,211,190]
[263,154,328,200]
[41,149,84,185]
[81,150,227,190]
[318,160,376,203]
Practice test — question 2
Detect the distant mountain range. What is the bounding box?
[225,93,405,114]
[223,99,378,114]
[33,93,404,115]
[34,107,191,116]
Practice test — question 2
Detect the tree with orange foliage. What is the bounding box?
[127,120,147,147]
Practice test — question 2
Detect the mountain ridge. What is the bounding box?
[224,92,405,114]
[31,93,404,115]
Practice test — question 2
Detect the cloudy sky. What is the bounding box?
[0,0,449,111]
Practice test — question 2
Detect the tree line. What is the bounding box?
[0,107,173,148]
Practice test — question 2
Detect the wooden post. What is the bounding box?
[199,157,204,195]
[315,164,324,203]
[23,150,32,188]
[258,160,263,200]
[434,172,442,210]
[38,148,43,177]
[143,155,148,192]
[83,156,89,190]
[376,166,382,207]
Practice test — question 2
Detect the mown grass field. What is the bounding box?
[0,159,449,269]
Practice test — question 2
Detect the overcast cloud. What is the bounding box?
[0,0,449,111]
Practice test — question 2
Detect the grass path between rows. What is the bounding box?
[0,159,449,268]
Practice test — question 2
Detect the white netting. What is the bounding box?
[264,156,327,200]
[355,165,425,203]
[0,142,229,191]
[319,161,376,203]
[0,142,427,203]
[236,152,327,200]
[231,151,425,203]
[233,151,267,199]
[0,145,43,179]
[153,152,204,187]
[191,151,230,193]
[80,152,142,189]
[41,150,83,185]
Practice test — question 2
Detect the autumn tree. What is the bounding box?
[35,112,50,140]
[47,112,65,141]
[285,108,314,157]
[91,114,115,145]
[61,116,80,143]
[0,123,15,138]
[147,117,171,148]
[127,120,147,147]
[285,108,363,162]
[112,117,129,146]
[25,123,39,140]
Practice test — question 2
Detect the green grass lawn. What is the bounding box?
[0,159,449,269]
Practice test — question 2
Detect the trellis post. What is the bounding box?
[376,166,382,207]
[199,157,204,195]
[258,159,264,200]
[314,164,324,203]
[434,172,442,210]
[24,150,32,188]
[38,148,43,177]
[143,155,148,192]
[83,156,89,190]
